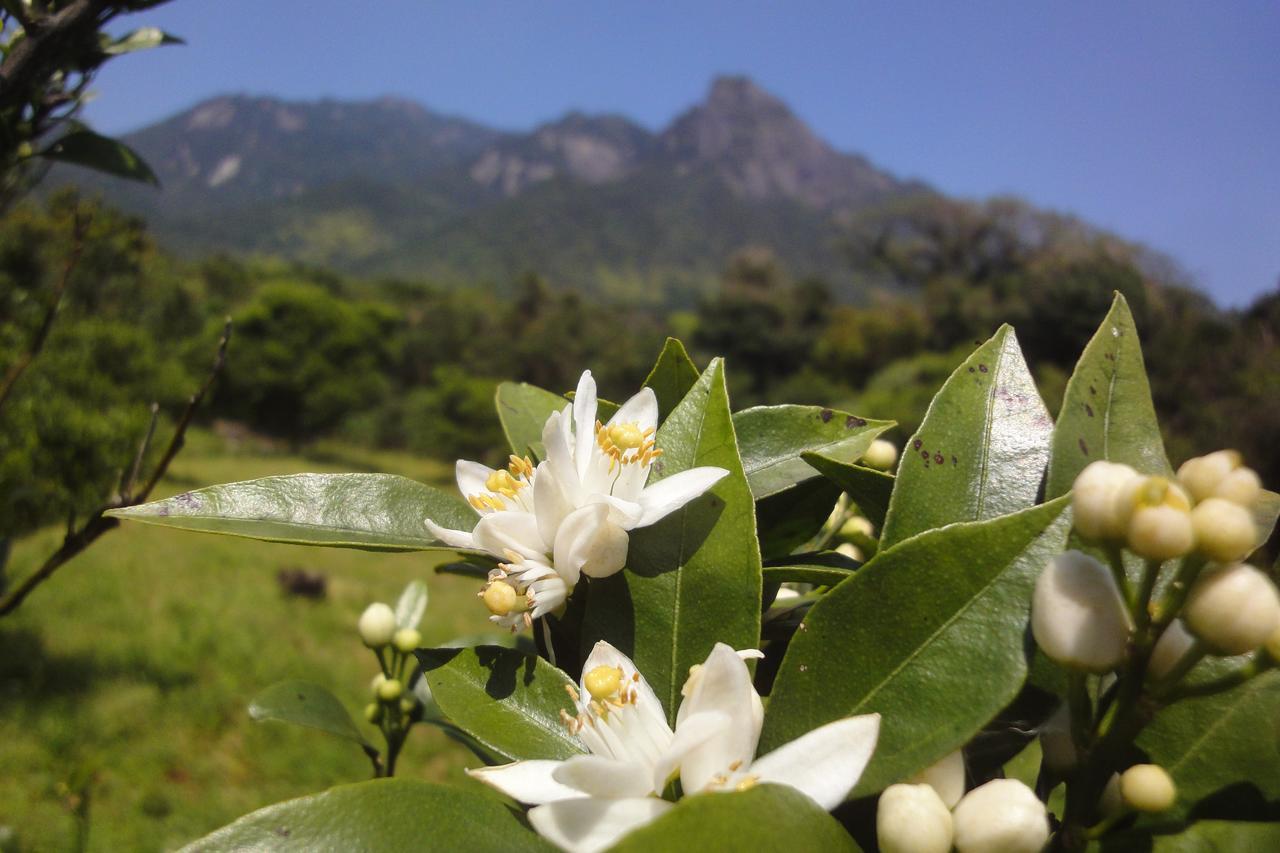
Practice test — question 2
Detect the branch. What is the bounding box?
[0,0,117,114]
[0,208,90,413]
[0,318,232,618]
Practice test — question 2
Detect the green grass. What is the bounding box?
[0,434,491,851]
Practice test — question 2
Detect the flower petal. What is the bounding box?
[466,760,581,805]
[534,460,574,550]
[580,641,670,746]
[554,504,628,580]
[608,386,659,433]
[675,643,762,793]
[650,709,730,794]
[528,797,673,853]
[472,511,548,562]
[552,756,654,799]
[543,409,583,504]
[424,519,476,551]
[634,467,729,528]
[573,371,598,482]
[749,713,881,811]
[455,460,495,504]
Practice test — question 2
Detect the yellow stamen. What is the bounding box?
[584,665,624,701]
[734,774,760,792]
[485,469,525,499]
[607,422,646,451]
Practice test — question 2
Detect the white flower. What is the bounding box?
[425,370,729,631]
[468,641,881,853]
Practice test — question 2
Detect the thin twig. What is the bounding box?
[0,209,90,413]
[121,402,159,499]
[0,319,232,618]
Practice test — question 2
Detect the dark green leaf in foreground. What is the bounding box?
[881,325,1053,549]
[761,496,1070,796]
[610,784,861,853]
[582,359,762,723]
[1096,820,1280,852]
[178,779,553,852]
[762,563,857,587]
[642,337,700,421]
[248,680,369,747]
[495,381,569,459]
[1137,664,1280,820]
[415,646,586,762]
[802,451,895,528]
[39,130,159,185]
[755,476,843,560]
[1046,292,1171,498]
[107,474,477,551]
[734,405,892,500]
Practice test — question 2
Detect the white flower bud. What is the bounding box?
[1099,773,1124,818]
[1214,467,1261,507]
[877,783,953,853]
[358,602,397,648]
[1148,619,1197,681]
[363,702,382,724]
[863,439,898,471]
[1032,551,1131,672]
[952,779,1049,853]
[1123,477,1194,561]
[907,748,966,808]
[1191,498,1257,563]
[393,627,422,654]
[1120,764,1177,813]
[1072,461,1142,541]
[1177,451,1239,503]
[840,515,874,539]
[1039,703,1078,774]
[377,678,403,702]
[835,542,863,562]
[1184,563,1280,655]
[370,672,387,696]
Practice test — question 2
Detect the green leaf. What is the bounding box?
[495,381,568,459]
[39,130,159,185]
[763,563,857,586]
[107,473,477,551]
[1046,292,1171,498]
[733,405,892,500]
[1252,489,1280,552]
[414,646,586,762]
[881,325,1053,549]
[1137,665,1280,820]
[395,580,429,630]
[761,496,1071,796]
[1097,820,1280,852]
[755,477,843,560]
[582,359,762,723]
[802,452,895,528]
[247,680,369,747]
[642,337,700,421]
[178,779,553,852]
[610,784,861,852]
[101,26,184,55]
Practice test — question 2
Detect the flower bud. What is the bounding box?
[907,749,966,809]
[877,783,953,853]
[399,696,418,715]
[377,678,403,702]
[1184,563,1280,655]
[1039,704,1078,774]
[952,779,1049,853]
[835,542,863,562]
[1072,461,1141,541]
[1178,450,1260,506]
[363,702,383,724]
[1099,773,1124,818]
[840,515,874,540]
[393,627,422,654]
[1123,477,1194,561]
[370,672,387,695]
[863,439,898,471]
[1214,467,1261,507]
[1120,764,1177,813]
[1032,551,1131,672]
[358,602,397,648]
[1148,619,1197,681]
[1191,498,1257,563]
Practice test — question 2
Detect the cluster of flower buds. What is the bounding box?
[877,752,1049,853]
[356,582,428,746]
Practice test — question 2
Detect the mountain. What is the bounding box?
[58,77,927,302]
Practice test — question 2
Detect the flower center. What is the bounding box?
[468,456,535,511]
[584,665,624,701]
[481,579,520,616]
[595,420,661,472]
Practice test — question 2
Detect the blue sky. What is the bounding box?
[86,1,1279,307]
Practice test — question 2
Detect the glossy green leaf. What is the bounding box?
[881,325,1053,549]
[39,130,159,185]
[495,381,569,459]
[415,646,586,761]
[763,563,856,586]
[101,26,185,54]
[802,451,895,528]
[1137,665,1280,820]
[610,784,861,852]
[756,477,843,560]
[642,337,700,421]
[1047,293,1171,498]
[395,580,428,630]
[582,359,762,723]
[734,405,893,500]
[247,680,369,747]
[178,779,552,852]
[1097,820,1280,852]
[107,474,477,551]
[761,496,1070,796]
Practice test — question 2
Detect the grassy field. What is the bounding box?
[0,433,492,851]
